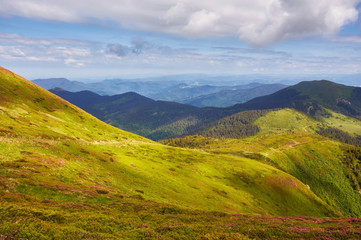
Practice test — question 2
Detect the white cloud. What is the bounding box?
[64,58,85,67]
[0,0,80,22]
[0,0,359,46]
[331,36,361,43]
[0,34,92,65]
[184,9,220,37]
[0,45,57,61]
[0,33,93,46]
[50,47,91,58]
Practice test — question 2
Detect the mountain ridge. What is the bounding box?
[48,79,361,140]
[232,80,361,118]
[33,77,288,107]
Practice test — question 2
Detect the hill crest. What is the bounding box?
[232,79,361,119]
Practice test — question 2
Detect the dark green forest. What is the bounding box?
[194,110,273,138]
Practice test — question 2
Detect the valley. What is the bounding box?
[1,66,361,239]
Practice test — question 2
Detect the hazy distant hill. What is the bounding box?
[33,77,272,103]
[98,79,178,96]
[149,83,229,101]
[33,78,179,96]
[148,82,265,102]
[183,83,287,107]
[32,78,88,92]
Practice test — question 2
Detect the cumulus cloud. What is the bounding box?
[0,0,359,46]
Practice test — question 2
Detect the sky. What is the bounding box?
[0,0,361,84]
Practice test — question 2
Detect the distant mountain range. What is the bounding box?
[147,82,265,102]
[33,77,286,107]
[50,80,361,140]
[182,83,287,107]
[33,78,177,96]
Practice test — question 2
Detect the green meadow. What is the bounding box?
[1,67,361,239]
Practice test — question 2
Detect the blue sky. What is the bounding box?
[0,0,361,84]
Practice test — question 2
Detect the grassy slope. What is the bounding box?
[321,110,361,137]
[163,132,361,217]
[0,67,346,238]
[2,192,361,240]
[254,108,320,134]
[254,108,361,137]
[194,108,361,140]
[164,109,361,217]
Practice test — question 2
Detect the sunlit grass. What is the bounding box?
[1,66,361,239]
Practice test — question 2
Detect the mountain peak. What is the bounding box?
[236,79,361,118]
[295,79,347,88]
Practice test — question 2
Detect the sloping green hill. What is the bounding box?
[0,68,146,142]
[234,80,361,119]
[254,108,319,134]
[195,107,361,140]
[162,131,361,217]
[253,108,361,146]
[0,66,344,238]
